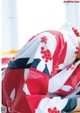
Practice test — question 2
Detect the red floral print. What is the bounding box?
[41,36,48,43]
[72,27,80,37]
[48,107,60,113]
[75,47,80,54]
[41,46,52,63]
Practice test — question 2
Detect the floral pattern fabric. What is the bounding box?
[2,23,80,113]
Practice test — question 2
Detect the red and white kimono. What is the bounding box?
[2,23,80,113]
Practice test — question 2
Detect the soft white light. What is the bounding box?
[17,0,66,48]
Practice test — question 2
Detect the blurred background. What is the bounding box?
[1,0,80,57]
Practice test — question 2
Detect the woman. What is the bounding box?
[2,23,80,113]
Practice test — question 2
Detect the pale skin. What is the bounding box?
[73,40,80,112]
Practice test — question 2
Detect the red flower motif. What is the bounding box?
[72,27,80,37]
[48,107,60,113]
[41,46,52,63]
[41,36,48,43]
[75,47,80,54]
